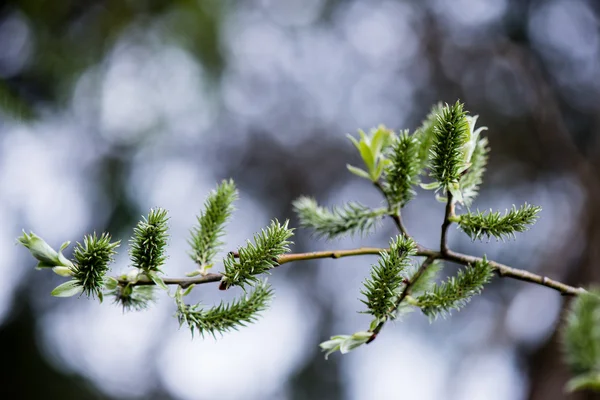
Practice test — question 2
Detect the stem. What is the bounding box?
[440,192,454,255]
[373,181,410,237]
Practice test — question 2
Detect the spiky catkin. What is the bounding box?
[72,233,120,298]
[384,130,421,208]
[111,285,156,312]
[293,196,385,239]
[189,179,238,267]
[361,236,416,321]
[461,137,489,206]
[563,289,600,374]
[428,101,470,190]
[458,203,541,241]
[417,259,494,319]
[130,208,169,273]
[222,220,294,289]
[177,281,273,338]
[415,102,443,170]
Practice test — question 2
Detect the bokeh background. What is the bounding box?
[1,0,600,399]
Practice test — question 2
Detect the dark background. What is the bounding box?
[1,0,600,399]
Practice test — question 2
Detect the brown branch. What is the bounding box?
[115,245,585,295]
[440,192,454,255]
[443,250,585,296]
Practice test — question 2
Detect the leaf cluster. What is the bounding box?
[293,197,385,239]
[458,203,541,241]
[177,281,273,338]
[346,125,394,182]
[416,259,494,319]
[361,236,416,321]
[222,220,294,289]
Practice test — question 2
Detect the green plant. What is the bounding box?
[18,102,593,392]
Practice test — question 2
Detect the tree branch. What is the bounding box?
[115,245,584,295]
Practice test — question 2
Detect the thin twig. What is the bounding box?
[440,192,454,255]
[114,246,585,295]
[373,181,410,237]
[444,250,585,296]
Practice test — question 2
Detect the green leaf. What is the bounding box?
[347,126,395,182]
[103,276,119,291]
[148,272,169,292]
[319,331,372,359]
[566,373,600,393]
[347,164,371,180]
[52,266,73,277]
[182,284,196,297]
[17,231,62,267]
[319,337,345,360]
[420,182,440,190]
[51,280,83,297]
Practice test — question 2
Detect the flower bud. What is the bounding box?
[18,231,61,268]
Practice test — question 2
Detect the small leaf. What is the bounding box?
[566,373,600,393]
[346,164,371,180]
[320,338,344,360]
[182,284,196,296]
[104,276,119,290]
[339,331,371,354]
[51,280,83,297]
[358,140,375,171]
[149,272,169,292]
[420,182,440,190]
[52,266,73,277]
[17,231,62,267]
